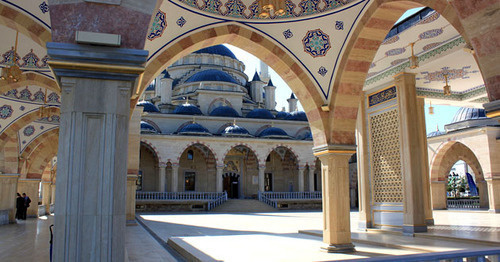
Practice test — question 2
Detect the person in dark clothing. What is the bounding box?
[15,193,24,220]
[21,193,31,220]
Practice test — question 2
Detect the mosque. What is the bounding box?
[0,0,498,261]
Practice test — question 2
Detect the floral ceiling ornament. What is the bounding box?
[1,31,22,83]
[147,9,167,41]
[302,29,331,58]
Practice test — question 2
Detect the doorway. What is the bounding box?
[223,173,240,199]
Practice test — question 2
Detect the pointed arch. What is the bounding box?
[0,2,51,47]
[0,73,60,94]
[18,128,59,172]
[430,141,484,182]
[25,134,59,179]
[140,23,328,146]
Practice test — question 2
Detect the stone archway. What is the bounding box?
[430,141,488,209]
[139,142,160,192]
[222,145,259,198]
[178,143,217,192]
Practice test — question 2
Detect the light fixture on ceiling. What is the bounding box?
[258,0,286,19]
[1,31,22,83]
[443,73,451,96]
[409,42,419,69]
[428,101,434,115]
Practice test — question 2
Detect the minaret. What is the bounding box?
[264,79,276,110]
[250,71,265,103]
[287,93,298,112]
[159,70,173,104]
[260,61,270,83]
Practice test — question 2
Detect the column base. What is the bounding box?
[488,209,500,213]
[126,220,138,226]
[402,225,427,235]
[425,218,434,226]
[321,243,356,253]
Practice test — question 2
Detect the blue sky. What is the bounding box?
[225,7,462,135]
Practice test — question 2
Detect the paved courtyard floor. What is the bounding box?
[0,210,498,261]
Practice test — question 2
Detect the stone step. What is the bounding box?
[210,199,277,213]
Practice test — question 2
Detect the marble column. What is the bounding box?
[486,178,500,213]
[171,164,179,192]
[0,174,19,223]
[308,167,315,192]
[431,181,447,209]
[314,145,355,253]
[298,166,305,192]
[50,184,56,206]
[158,163,167,192]
[356,99,372,229]
[17,179,40,218]
[416,97,434,225]
[42,181,51,215]
[477,181,489,208]
[394,72,427,233]
[258,165,266,192]
[126,175,137,224]
[216,165,224,192]
[48,42,148,262]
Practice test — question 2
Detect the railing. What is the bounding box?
[136,191,226,201]
[136,191,228,211]
[447,198,480,209]
[207,192,228,211]
[258,192,277,208]
[258,191,322,208]
[346,248,500,262]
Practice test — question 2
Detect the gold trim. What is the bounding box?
[48,60,145,75]
[486,111,500,118]
[366,85,397,108]
[372,203,403,207]
[313,150,356,156]
[373,224,402,228]
[367,102,397,115]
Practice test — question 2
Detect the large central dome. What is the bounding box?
[185,69,239,84]
[193,45,237,59]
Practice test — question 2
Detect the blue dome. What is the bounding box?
[173,104,203,115]
[285,111,308,121]
[140,121,159,134]
[296,131,313,140]
[427,130,445,138]
[210,106,240,117]
[276,111,291,120]
[146,83,155,91]
[178,123,211,136]
[259,127,289,138]
[193,45,237,59]
[137,101,159,113]
[452,107,487,123]
[246,108,275,119]
[222,124,251,137]
[185,69,239,84]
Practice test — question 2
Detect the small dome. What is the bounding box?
[246,108,275,119]
[427,130,445,138]
[210,106,240,117]
[259,127,289,139]
[137,101,160,113]
[222,124,251,137]
[276,111,290,120]
[185,69,239,84]
[173,104,203,115]
[145,83,155,91]
[297,131,313,140]
[285,111,308,121]
[140,121,159,134]
[451,107,487,123]
[178,123,211,136]
[193,45,237,59]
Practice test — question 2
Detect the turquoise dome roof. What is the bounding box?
[173,104,202,115]
[259,127,289,139]
[427,130,445,138]
[210,106,240,117]
[246,108,275,119]
[193,45,237,59]
[221,124,251,137]
[140,121,159,134]
[137,101,159,113]
[185,69,239,84]
[178,123,211,136]
[285,111,308,121]
[452,107,487,123]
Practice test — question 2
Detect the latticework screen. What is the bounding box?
[369,108,403,203]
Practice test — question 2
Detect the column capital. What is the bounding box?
[158,162,167,168]
[0,173,20,178]
[258,164,266,169]
[18,178,41,183]
[127,174,138,181]
[312,144,356,157]
[484,100,500,119]
[171,163,180,168]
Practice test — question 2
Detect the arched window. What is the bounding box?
[187,150,194,160]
